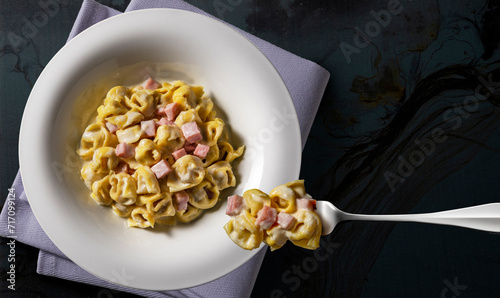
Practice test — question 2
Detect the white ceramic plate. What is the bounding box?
[19,9,301,290]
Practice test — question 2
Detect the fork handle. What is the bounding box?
[339,203,500,233]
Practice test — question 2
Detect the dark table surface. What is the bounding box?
[2,0,500,297]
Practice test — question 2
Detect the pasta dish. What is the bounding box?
[77,78,243,228]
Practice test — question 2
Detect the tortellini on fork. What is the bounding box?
[224,180,322,251]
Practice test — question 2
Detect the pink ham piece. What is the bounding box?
[174,190,189,212]
[225,195,244,216]
[141,120,156,138]
[255,205,277,230]
[151,159,172,179]
[172,148,187,160]
[181,121,203,143]
[165,102,181,121]
[193,144,210,159]
[297,197,316,211]
[157,117,175,126]
[115,142,135,159]
[155,105,166,116]
[105,122,118,133]
[143,77,161,90]
[277,212,297,230]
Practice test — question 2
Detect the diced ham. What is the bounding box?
[255,205,277,230]
[277,212,296,230]
[297,197,316,211]
[115,142,135,159]
[165,102,181,121]
[151,159,172,179]
[105,122,118,133]
[225,195,244,216]
[141,120,156,138]
[143,77,161,90]
[174,190,189,212]
[181,121,203,143]
[193,144,210,159]
[157,117,175,126]
[184,142,197,154]
[155,105,166,116]
[172,148,187,160]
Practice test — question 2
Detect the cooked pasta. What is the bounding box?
[77,78,244,228]
[224,180,322,251]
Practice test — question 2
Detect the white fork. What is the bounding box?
[315,201,500,235]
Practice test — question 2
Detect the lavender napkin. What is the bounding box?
[0,0,329,296]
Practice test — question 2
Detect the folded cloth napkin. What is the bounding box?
[0,0,329,297]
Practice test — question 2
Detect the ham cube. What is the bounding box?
[115,142,135,159]
[297,197,316,211]
[155,105,166,116]
[172,148,187,160]
[255,205,277,230]
[143,77,161,90]
[225,195,244,216]
[193,144,210,159]
[165,102,181,121]
[184,142,197,154]
[181,121,203,143]
[174,190,189,212]
[277,212,296,230]
[141,120,156,138]
[157,117,175,126]
[105,122,118,133]
[151,159,172,179]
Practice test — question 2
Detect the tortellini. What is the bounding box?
[224,180,322,251]
[218,141,244,162]
[176,204,203,223]
[109,172,137,205]
[90,174,113,205]
[96,86,131,120]
[167,155,205,192]
[195,97,214,121]
[77,78,244,228]
[106,110,144,129]
[174,109,202,127]
[112,202,134,217]
[207,161,236,190]
[199,118,224,147]
[89,147,119,173]
[116,125,142,144]
[138,192,175,218]
[172,84,198,109]
[224,211,263,250]
[135,139,161,166]
[77,123,118,159]
[154,125,185,153]
[134,166,161,194]
[128,206,156,228]
[188,178,220,209]
[125,89,158,117]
